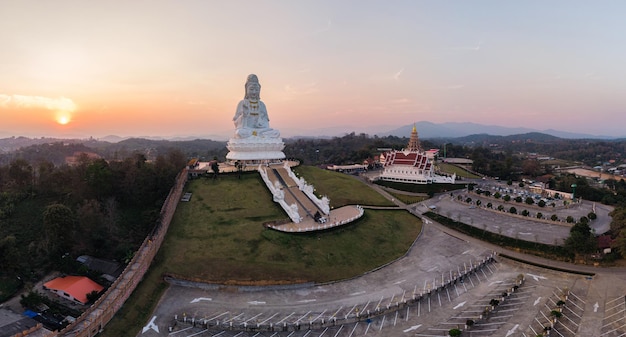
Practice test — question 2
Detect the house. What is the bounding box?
[43,276,104,305]
[76,255,123,283]
[0,308,45,337]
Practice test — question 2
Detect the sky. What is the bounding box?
[2,1,626,140]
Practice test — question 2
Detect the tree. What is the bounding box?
[234,161,243,179]
[521,210,529,216]
[0,235,19,272]
[551,214,559,221]
[566,216,575,223]
[503,195,511,202]
[210,159,220,180]
[614,230,626,257]
[8,158,32,190]
[525,197,534,205]
[448,328,462,337]
[43,204,75,256]
[509,206,517,214]
[86,290,101,304]
[538,200,546,207]
[565,222,597,256]
[537,212,543,219]
[85,159,114,199]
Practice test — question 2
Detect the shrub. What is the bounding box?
[449,328,462,337]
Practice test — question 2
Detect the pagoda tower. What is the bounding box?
[407,124,421,152]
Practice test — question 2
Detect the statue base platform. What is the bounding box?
[226,136,286,162]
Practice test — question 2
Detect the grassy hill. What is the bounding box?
[102,166,421,336]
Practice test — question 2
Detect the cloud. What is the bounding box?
[431,85,465,90]
[0,94,77,112]
[390,98,411,104]
[448,41,483,52]
[282,82,319,98]
[393,68,404,80]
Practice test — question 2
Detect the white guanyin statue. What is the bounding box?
[232,74,280,139]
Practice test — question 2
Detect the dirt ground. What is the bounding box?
[565,167,624,181]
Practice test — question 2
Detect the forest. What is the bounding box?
[0,148,187,304]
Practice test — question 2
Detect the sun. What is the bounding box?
[56,113,71,125]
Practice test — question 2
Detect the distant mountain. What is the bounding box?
[450,132,563,144]
[377,121,615,140]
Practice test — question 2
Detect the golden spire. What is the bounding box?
[407,123,421,152]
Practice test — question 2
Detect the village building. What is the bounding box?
[43,276,104,305]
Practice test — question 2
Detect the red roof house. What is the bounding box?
[43,276,104,305]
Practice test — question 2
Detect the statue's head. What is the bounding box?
[245,74,261,100]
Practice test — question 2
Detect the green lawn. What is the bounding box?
[101,166,421,337]
[437,162,481,179]
[292,166,395,207]
[386,191,429,205]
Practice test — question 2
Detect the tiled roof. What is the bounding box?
[44,276,104,304]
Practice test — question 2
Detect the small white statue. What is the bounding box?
[232,74,280,139]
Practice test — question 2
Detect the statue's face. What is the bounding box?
[247,83,260,100]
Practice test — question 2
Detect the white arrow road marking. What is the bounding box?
[489,280,503,286]
[142,316,159,334]
[190,297,212,303]
[453,301,467,309]
[534,297,542,306]
[403,324,422,333]
[505,324,519,336]
[248,301,266,305]
[350,291,366,296]
[594,302,599,312]
[526,273,547,281]
[394,279,406,285]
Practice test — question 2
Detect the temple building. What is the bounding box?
[378,125,455,184]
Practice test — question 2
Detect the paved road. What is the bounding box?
[135,181,626,337]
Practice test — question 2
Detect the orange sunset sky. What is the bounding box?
[2,1,626,140]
